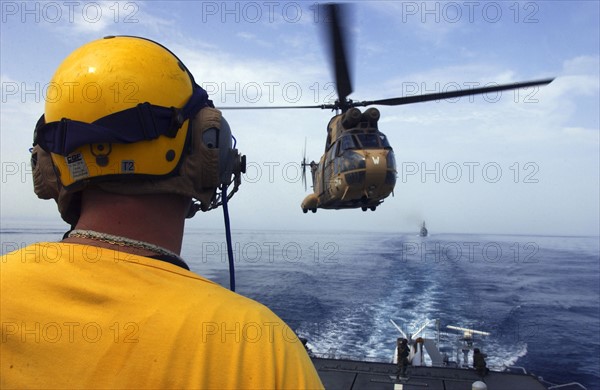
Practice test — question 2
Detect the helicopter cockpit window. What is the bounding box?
[379,133,391,148]
[333,142,341,157]
[340,135,357,152]
[355,133,380,149]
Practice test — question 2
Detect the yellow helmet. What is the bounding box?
[37,36,210,187]
[33,36,245,225]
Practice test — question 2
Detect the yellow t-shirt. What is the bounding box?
[1,242,324,389]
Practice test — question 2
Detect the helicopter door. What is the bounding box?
[323,146,335,197]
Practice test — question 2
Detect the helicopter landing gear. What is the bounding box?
[303,208,317,214]
[311,208,317,213]
[303,208,308,214]
[361,206,377,212]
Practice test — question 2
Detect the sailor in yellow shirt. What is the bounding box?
[1,36,323,389]
[1,242,322,389]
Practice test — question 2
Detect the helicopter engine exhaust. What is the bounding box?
[362,107,380,124]
[342,108,362,128]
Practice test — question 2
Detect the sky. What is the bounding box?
[1,0,599,236]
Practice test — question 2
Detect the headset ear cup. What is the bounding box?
[217,117,234,185]
[31,144,60,200]
[194,107,222,190]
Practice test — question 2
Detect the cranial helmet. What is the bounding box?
[32,36,245,225]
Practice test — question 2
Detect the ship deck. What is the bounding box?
[311,356,549,390]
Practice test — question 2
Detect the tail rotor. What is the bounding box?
[301,138,308,191]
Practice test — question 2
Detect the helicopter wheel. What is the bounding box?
[311,208,317,213]
[361,206,367,212]
[303,208,308,214]
[370,206,376,211]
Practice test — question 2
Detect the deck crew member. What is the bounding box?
[1,36,323,390]
[473,348,489,378]
[397,338,410,378]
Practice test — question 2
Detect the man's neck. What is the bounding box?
[67,189,187,255]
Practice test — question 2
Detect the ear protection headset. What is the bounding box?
[31,36,246,225]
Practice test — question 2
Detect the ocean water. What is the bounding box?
[2,226,599,388]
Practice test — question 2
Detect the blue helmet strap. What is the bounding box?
[35,84,213,156]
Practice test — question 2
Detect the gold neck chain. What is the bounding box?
[68,229,184,263]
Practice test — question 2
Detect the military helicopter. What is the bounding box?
[299,105,395,213]
[223,3,554,214]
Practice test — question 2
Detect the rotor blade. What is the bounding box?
[323,3,353,103]
[302,138,307,191]
[447,325,491,336]
[358,78,554,107]
[302,166,306,191]
[412,320,430,338]
[303,137,307,162]
[390,319,408,339]
[218,104,330,110]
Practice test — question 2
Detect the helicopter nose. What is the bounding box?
[364,151,387,185]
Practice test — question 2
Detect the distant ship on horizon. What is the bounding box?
[420,221,428,237]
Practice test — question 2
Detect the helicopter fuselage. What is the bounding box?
[302,108,397,213]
